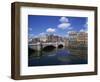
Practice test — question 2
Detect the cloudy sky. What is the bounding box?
[28,15,87,38]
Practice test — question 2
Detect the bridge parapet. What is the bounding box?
[29,42,65,51]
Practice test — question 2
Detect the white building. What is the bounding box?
[39,35,47,42]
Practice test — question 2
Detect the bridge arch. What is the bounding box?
[58,44,64,48]
[42,45,56,51]
[29,42,65,51]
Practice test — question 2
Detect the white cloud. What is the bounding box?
[80,29,84,32]
[80,29,87,32]
[67,31,77,34]
[29,28,32,31]
[84,19,88,27]
[46,28,56,33]
[28,34,34,39]
[84,23,88,28]
[58,17,71,29]
[58,23,71,29]
[39,32,45,36]
[68,27,73,30]
[59,17,69,23]
[67,31,73,34]
[84,22,88,32]
[66,34,69,38]
[28,34,34,37]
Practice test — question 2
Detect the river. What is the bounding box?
[28,47,87,66]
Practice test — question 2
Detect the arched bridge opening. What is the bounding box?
[42,45,56,52]
[58,44,64,49]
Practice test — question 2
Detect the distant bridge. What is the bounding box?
[29,42,65,51]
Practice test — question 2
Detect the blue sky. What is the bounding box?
[28,15,87,38]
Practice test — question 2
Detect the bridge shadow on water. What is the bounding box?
[28,45,57,57]
[28,45,64,56]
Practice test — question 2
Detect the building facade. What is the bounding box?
[68,31,87,48]
[68,31,78,48]
[77,32,87,48]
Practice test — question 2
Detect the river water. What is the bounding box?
[28,47,87,66]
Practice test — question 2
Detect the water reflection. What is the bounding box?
[28,46,87,66]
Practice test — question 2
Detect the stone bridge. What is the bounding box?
[29,42,65,51]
